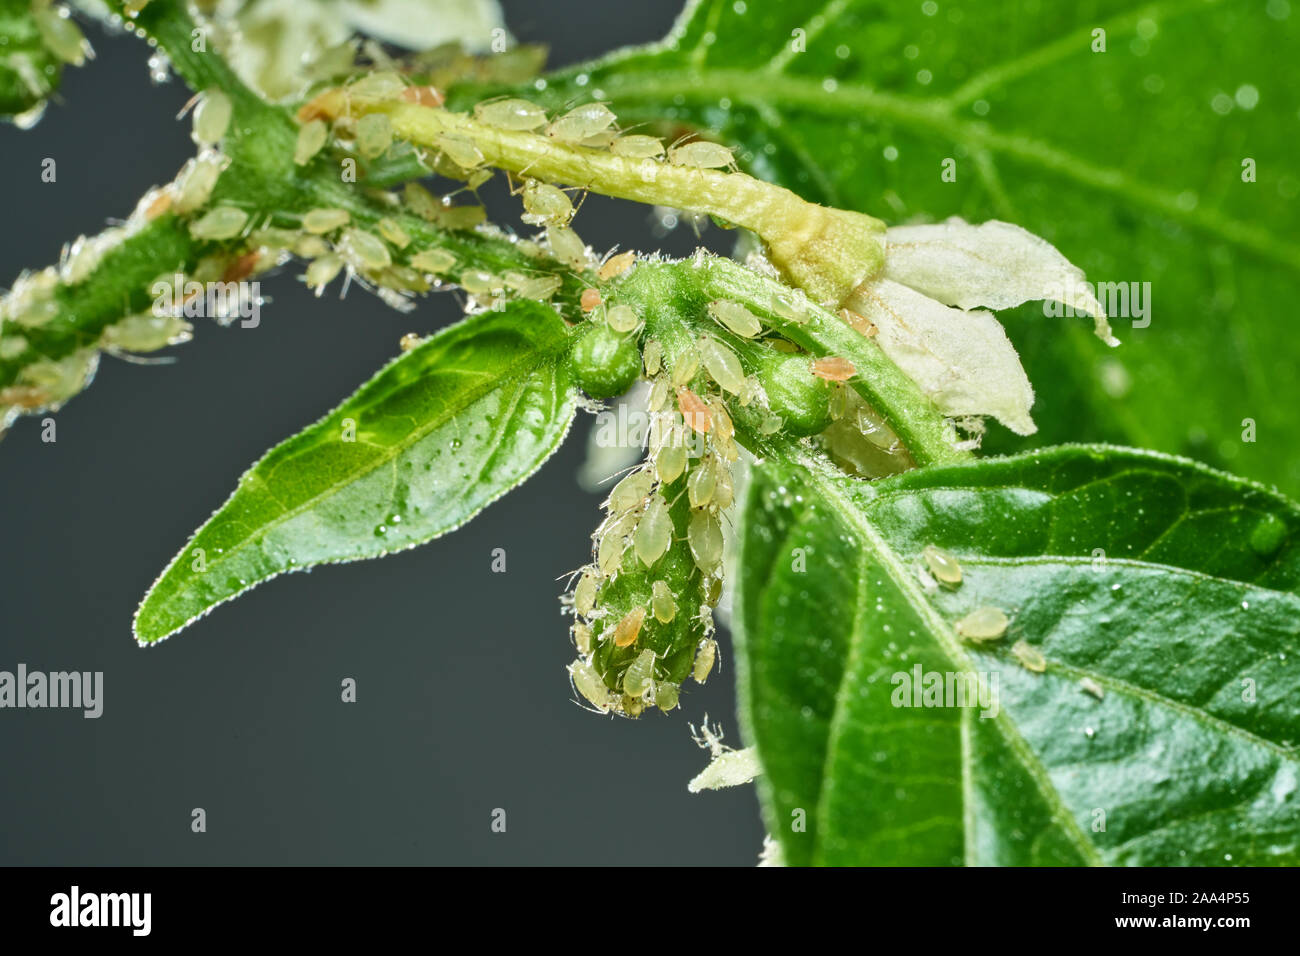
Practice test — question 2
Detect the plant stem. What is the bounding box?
[324,96,887,307]
[617,257,967,468]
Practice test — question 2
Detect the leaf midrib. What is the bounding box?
[791,448,1105,865]
[146,339,568,618]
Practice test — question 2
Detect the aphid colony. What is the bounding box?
[0,151,229,421]
[302,74,741,275]
[565,286,881,716]
[566,311,768,716]
[566,405,733,716]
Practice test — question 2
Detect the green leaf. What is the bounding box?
[134,303,576,644]
[527,0,1300,494]
[736,444,1300,865]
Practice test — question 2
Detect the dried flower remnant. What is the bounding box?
[883,218,1119,346]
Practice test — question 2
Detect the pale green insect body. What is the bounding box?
[173,151,229,215]
[294,119,329,165]
[668,141,736,170]
[458,270,503,297]
[189,206,249,241]
[605,304,641,333]
[409,248,457,275]
[651,580,677,623]
[340,228,392,271]
[610,469,654,513]
[304,254,344,292]
[474,97,548,131]
[623,648,657,698]
[302,208,351,234]
[547,103,618,143]
[356,112,393,159]
[435,132,485,170]
[546,224,588,269]
[922,544,962,586]
[687,510,724,572]
[375,218,411,249]
[693,638,717,684]
[707,299,763,338]
[192,89,233,147]
[33,3,90,66]
[955,606,1009,642]
[520,179,575,226]
[698,335,746,396]
[569,660,612,712]
[1012,640,1047,673]
[634,494,673,566]
[100,313,193,352]
[611,134,665,159]
[512,274,563,301]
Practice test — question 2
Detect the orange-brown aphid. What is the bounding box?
[0,385,49,410]
[677,386,712,434]
[144,191,173,220]
[399,85,445,107]
[597,251,635,282]
[840,308,878,337]
[811,356,857,382]
[222,251,261,283]
[580,288,602,312]
[613,606,647,647]
[296,89,345,123]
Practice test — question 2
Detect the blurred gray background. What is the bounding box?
[0,0,765,865]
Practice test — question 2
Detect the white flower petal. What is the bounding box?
[845,279,1037,436]
[218,0,507,101]
[339,0,507,50]
[884,218,1119,346]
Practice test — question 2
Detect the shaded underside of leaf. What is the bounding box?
[736,444,1300,865]
[134,302,576,644]
[519,0,1300,494]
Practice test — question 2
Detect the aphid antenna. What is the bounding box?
[664,484,690,511]
[568,186,590,218]
[598,460,651,489]
[597,245,624,266]
[565,678,612,717]
[104,350,178,366]
[555,566,589,586]
[174,91,201,121]
[569,696,612,717]
[472,92,513,108]
[337,267,359,300]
